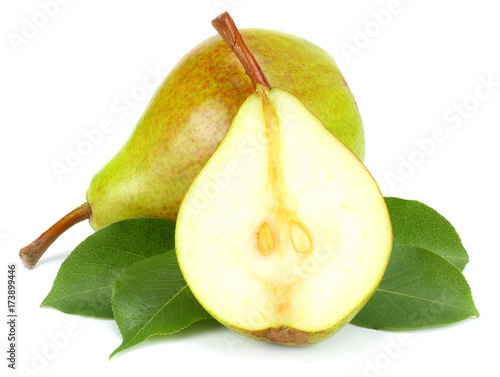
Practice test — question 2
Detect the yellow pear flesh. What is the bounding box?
[175,87,392,346]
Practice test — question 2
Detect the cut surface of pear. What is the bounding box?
[175,87,392,345]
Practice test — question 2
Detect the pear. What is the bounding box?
[175,13,392,346]
[20,17,364,268]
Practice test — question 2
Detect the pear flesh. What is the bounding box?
[175,87,392,345]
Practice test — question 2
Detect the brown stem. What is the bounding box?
[212,12,271,89]
[20,203,92,269]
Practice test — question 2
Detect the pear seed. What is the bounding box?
[258,222,274,256]
[290,220,313,255]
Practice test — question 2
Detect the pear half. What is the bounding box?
[175,86,392,346]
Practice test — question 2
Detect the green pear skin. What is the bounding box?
[86,29,365,230]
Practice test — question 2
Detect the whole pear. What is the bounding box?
[20,28,364,268]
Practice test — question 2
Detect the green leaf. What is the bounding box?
[110,251,210,358]
[351,198,478,329]
[41,218,175,318]
[351,244,479,329]
[385,197,469,270]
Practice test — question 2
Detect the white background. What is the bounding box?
[1,0,499,376]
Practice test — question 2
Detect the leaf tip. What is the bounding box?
[109,343,126,360]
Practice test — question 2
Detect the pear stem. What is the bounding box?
[212,12,271,89]
[19,202,92,269]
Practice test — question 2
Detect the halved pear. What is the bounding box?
[175,85,392,345]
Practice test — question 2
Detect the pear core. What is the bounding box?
[175,87,392,345]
